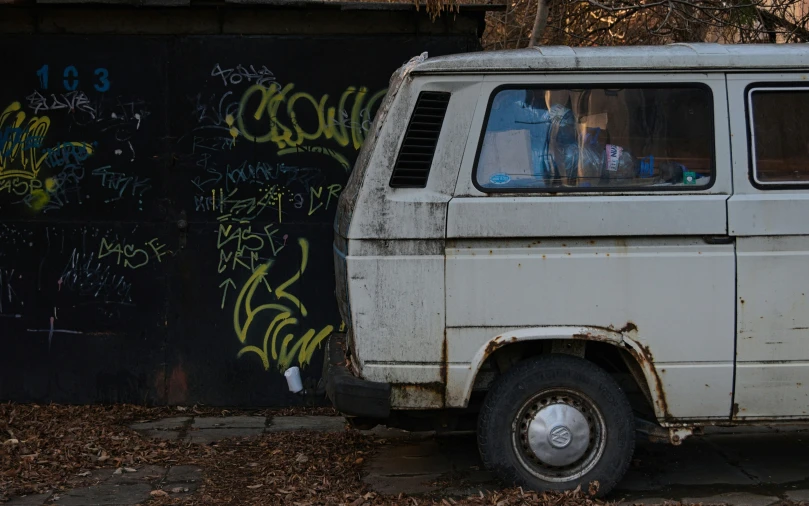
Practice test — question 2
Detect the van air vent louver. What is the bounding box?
[389,91,451,188]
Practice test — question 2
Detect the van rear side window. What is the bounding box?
[474,86,715,191]
[748,87,809,186]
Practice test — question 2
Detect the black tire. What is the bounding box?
[477,354,635,497]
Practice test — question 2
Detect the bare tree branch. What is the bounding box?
[529,0,552,46]
[480,0,809,49]
[758,7,809,41]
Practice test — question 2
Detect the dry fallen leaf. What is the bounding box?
[150,489,169,497]
[246,484,263,489]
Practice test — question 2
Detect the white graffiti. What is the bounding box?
[26,90,97,119]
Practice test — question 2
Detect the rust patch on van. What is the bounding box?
[397,382,444,395]
[625,339,672,421]
[391,333,449,409]
[483,334,518,358]
[570,323,636,344]
[391,383,444,407]
[571,331,615,343]
[732,402,740,417]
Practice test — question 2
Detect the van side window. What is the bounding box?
[474,86,715,191]
[748,87,809,186]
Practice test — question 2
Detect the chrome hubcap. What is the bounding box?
[513,388,606,482]
[528,404,591,466]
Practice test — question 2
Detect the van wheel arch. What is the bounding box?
[475,339,657,421]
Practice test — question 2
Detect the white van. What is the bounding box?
[323,44,809,495]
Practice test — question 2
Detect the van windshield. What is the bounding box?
[475,86,715,191]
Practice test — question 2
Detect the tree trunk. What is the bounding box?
[529,0,551,46]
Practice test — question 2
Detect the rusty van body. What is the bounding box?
[323,44,809,495]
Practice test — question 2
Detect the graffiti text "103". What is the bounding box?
[36,65,110,93]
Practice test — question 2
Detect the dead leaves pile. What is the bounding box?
[0,403,210,499]
[1,403,613,506]
[148,430,608,506]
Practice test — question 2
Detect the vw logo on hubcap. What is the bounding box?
[548,425,572,449]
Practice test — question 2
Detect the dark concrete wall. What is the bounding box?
[0,3,484,406]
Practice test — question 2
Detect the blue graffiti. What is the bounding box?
[44,142,93,169]
[36,64,49,90]
[63,66,79,91]
[35,65,111,92]
[94,68,110,92]
[0,127,45,156]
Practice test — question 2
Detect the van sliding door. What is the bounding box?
[444,74,736,421]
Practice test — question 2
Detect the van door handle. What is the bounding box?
[702,236,735,245]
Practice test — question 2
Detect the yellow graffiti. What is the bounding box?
[236,84,386,152]
[0,102,92,181]
[209,183,342,225]
[308,184,342,216]
[29,188,50,211]
[225,114,239,145]
[216,223,286,274]
[233,238,333,371]
[0,102,51,179]
[27,177,61,211]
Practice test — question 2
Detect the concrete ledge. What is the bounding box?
[266,415,346,432]
[36,0,189,5]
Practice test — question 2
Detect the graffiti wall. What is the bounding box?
[0,34,475,406]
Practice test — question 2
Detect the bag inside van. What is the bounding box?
[477,87,713,190]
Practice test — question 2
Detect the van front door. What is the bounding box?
[727,73,809,419]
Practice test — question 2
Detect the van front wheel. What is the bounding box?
[477,354,635,497]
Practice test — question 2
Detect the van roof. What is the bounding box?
[412,43,809,73]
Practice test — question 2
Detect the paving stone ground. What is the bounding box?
[6,416,809,505]
[360,425,809,505]
[3,464,203,505]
